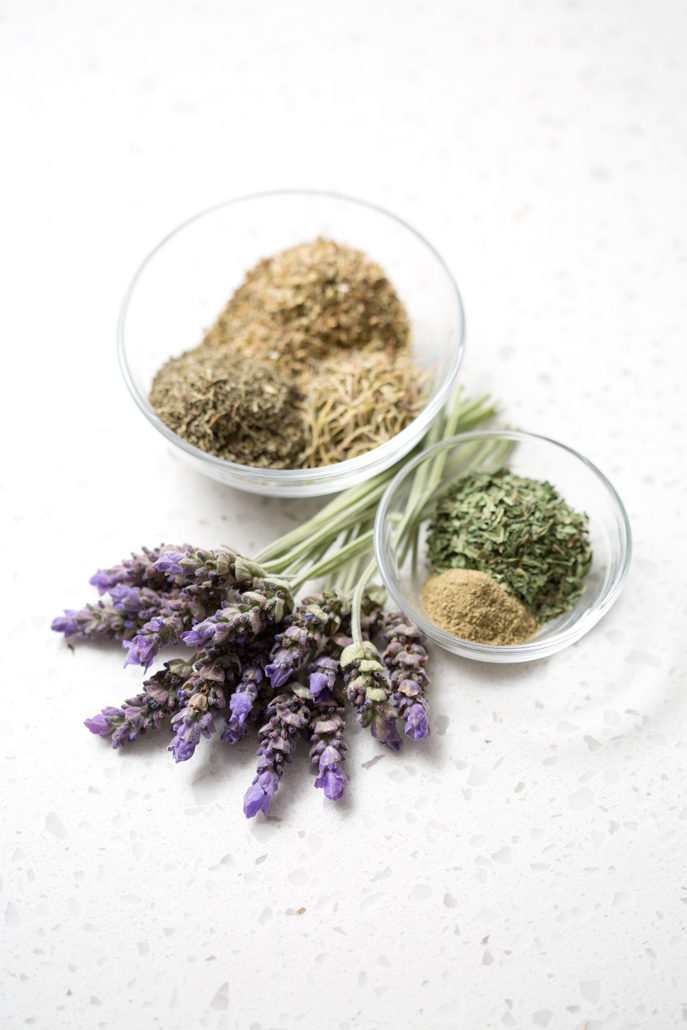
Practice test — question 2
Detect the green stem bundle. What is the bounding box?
[255,390,502,640]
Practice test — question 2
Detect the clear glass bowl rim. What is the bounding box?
[116,188,466,487]
[373,429,633,662]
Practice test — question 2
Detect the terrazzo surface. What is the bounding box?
[2,1,686,1027]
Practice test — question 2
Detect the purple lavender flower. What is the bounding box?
[404,703,429,739]
[169,696,217,762]
[299,589,385,704]
[59,546,246,665]
[314,765,347,800]
[152,546,262,591]
[303,625,351,702]
[265,591,350,690]
[307,653,340,703]
[123,581,226,669]
[310,701,348,801]
[89,544,186,594]
[243,686,310,818]
[243,769,280,818]
[167,648,240,762]
[151,552,186,578]
[221,642,270,745]
[181,580,293,652]
[340,640,401,751]
[381,612,431,740]
[52,586,173,642]
[84,659,192,748]
[84,707,122,737]
[360,587,387,642]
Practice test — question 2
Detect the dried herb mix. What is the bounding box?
[204,237,410,370]
[426,469,592,622]
[300,349,431,466]
[149,349,305,468]
[149,238,426,468]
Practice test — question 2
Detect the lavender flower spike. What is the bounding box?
[169,697,216,762]
[52,586,173,643]
[309,701,348,801]
[340,640,401,751]
[307,653,340,704]
[84,659,192,748]
[89,544,185,594]
[303,591,382,706]
[221,644,270,745]
[360,586,387,641]
[243,687,310,818]
[181,579,293,651]
[244,769,280,818]
[152,546,260,590]
[167,647,240,762]
[123,580,225,669]
[381,612,431,740]
[84,707,122,738]
[266,590,350,690]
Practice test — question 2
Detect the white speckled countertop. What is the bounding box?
[2,1,686,1027]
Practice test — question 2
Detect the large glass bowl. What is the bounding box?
[117,190,465,497]
[373,430,632,663]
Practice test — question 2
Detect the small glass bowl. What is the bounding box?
[373,430,632,663]
[117,189,465,497]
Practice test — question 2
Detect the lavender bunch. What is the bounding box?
[52,391,503,817]
[168,647,241,762]
[243,685,311,818]
[340,640,401,751]
[221,638,272,745]
[265,590,350,689]
[84,658,193,747]
[381,612,431,740]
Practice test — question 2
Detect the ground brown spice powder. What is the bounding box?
[421,568,539,645]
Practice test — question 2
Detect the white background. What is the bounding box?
[2,2,686,1028]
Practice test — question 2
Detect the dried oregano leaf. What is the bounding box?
[426,469,592,622]
[203,237,410,373]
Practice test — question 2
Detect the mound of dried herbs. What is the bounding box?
[149,237,427,468]
[205,237,411,370]
[426,469,592,622]
[149,349,305,468]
